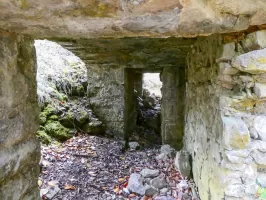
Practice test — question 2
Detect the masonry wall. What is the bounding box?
[0,31,40,199]
[185,31,266,199]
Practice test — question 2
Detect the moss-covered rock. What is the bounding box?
[36,130,52,144]
[75,110,88,126]
[82,120,105,135]
[44,121,72,141]
[59,111,75,128]
[43,104,57,116]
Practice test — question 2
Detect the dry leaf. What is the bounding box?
[64,184,76,190]
[38,180,43,187]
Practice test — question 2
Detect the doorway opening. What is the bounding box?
[124,69,163,146]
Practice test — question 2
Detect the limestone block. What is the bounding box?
[251,150,266,165]
[224,184,245,198]
[219,62,239,75]
[249,140,266,153]
[216,43,235,63]
[232,48,266,74]
[222,117,250,150]
[254,116,266,141]
[241,30,266,52]
[254,83,266,98]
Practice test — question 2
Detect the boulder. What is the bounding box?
[44,121,73,141]
[241,30,266,52]
[75,110,88,126]
[127,173,145,196]
[254,83,266,98]
[140,169,160,178]
[59,111,75,128]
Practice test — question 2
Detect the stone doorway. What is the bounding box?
[124,67,185,149]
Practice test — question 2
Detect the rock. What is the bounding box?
[82,121,105,135]
[127,173,145,196]
[150,175,167,189]
[59,111,75,128]
[39,112,47,125]
[44,121,72,141]
[174,151,191,178]
[154,196,175,200]
[241,30,266,52]
[222,117,250,150]
[257,172,266,187]
[144,184,158,196]
[160,188,168,195]
[219,62,239,75]
[128,142,140,150]
[155,153,168,161]
[216,43,235,63]
[48,115,58,121]
[75,110,88,126]
[254,116,266,141]
[160,145,175,157]
[232,48,266,74]
[45,185,61,199]
[140,168,160,178]
[254,83,266,98]
[43,105,57,116]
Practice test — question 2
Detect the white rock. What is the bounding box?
[160,187,168,195]
[241,30,266,52]
[232,48,266,74]
[140,168,160,178]
[254,83,266,98]
[156,153,168,161]
[254,116,266,141]
[144,184,158,196]
[174,151,191,177]
[128,142,140,150]
[127,173,145,195]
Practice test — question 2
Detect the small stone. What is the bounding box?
[127,173,145,195]
[156,153,168,161]
[140,168,160,178]
[219,62,239,75]
[160,145,175,157]
[144,184,158,196]
[150,175,167,189]
[254,83,266,98]
[129,142,140,150]
[160,188,168,195]
[241,30,266,52]
[45,185,61,199]
[174,151,191,178]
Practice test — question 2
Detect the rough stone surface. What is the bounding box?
[241,30,266,52]
[150,175,168,189]
[0,31,40,200]
[254,83,266,98]
[254,116,266,141]
[0,1,265,38]
[127,173,145,196]
[140,168,160,178]
[232,48,266,74]
[128,142,140,150]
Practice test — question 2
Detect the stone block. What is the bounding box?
[254,116,266,141]
[241,30,266,52]
[232,48,266,74]
[222,117,250,150]
[219,62,239,75]
[216,42,235,63]
[254,83,266,98]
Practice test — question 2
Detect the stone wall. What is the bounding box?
[0,31,40,199]
[87,64,125,137]
[185,31,266,199]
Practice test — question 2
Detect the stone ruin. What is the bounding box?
[1,0,266,199]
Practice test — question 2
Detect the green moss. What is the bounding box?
[44,121,72,141]
[48,115,59,121]
[43,105,57,117]
[59,112,75,128]
[39,112,47,125]
[36,130,52,145]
